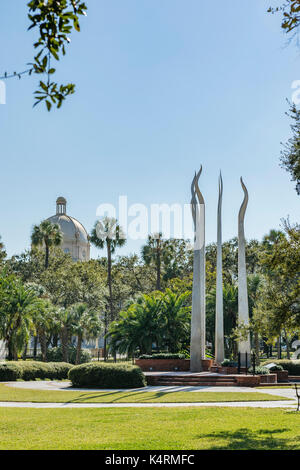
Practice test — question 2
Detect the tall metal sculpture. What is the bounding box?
[190,167,206,372]
[238,177,251,365]
[215,172,224,364]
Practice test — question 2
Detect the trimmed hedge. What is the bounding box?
[268,364,284,372]
[248,366,270,375]
[46,346,92,364]
[221,359,238,368]
[139,353,186,360]
[0,361,73,382]
[262,360,300,375]
[0,363,22,381]
[68,363,146,389]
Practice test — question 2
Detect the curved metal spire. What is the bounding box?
[190,166,203,229]
[218,171,223,213]
[191,172,197,228]
[239,177,248,223]
[194,165,204,205]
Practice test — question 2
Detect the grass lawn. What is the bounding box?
[256,386,296,389]
[0,384,288,403]
[0,407,299,450]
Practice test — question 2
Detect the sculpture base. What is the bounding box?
[190,359,213,373]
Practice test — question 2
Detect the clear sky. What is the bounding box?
[0,0,299,259]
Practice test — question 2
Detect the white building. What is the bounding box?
[47,197,90,262]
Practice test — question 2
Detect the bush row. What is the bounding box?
[138,353,186,360]
[262,360,300,375]
[68,363,146,388]
[248,366,270,375]
[0,362,73,381]
[221,359,238,368]
[45,346,92,364]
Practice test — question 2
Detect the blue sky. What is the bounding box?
[0,0,299,259]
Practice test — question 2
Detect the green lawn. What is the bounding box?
[0,384,288,403]
[0,408,299,450]
[256,386,296,389]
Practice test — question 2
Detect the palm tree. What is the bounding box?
[107,293,163,356]
[159,289,191,352]
[0,275,40,360]
[31,299,57,362]
[0,236,6,264]
[90,217,126,358]
[206,284,238,357]
[56,307,74,363]
[31,220,63,268]
[142,233,163,291]
[71,303,102,364]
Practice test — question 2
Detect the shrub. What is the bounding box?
[68,363,146,389]
[248,366,270,375]
[268,364,284,372]
[49,362,74,380]
[138,353,186,360]
[221,359,238,368]
[261,360,300,375]
[46,346,91,364]
[17,361,52,381]
[0,361,73,381]
[0,363,22,381]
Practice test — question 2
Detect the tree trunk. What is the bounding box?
[156,238,161,291]
[33,336,38,358]
[284,329,290,359]
[75,334,82,365]
[254,332,260,365]
[277,334,281,359]
[107,242,113,321]
[52,333,58,348]
[39,332,47,362]
[22,343,28,360]
[7,339,13,361]
[61,327,69,363]
[45,243,49,269]
[103,310,108,361]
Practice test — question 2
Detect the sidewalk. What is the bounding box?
[2,381,298,409]
[0,400,297,409]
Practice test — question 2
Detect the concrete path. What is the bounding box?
[6,381,267,393]
[1,381,298,409]
[0,400,296,409]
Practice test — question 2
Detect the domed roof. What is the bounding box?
[47,198,89,244]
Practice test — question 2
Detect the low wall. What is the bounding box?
[235,375,261,387]
[259,374,277,384]
[135,358,214,372]
[275,370,289,383]
[135,359,190,372]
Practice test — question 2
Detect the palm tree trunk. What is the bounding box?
[7,339,13,361]
[284,329,290,359]
[277,333,281,359]
[76,334,83,365]
[105,241,113,361]
[52,333,58,347]
[103,311,108,361]
[156,238,161,291]
[39,332,47,362]
[254,332,260,365]
[107,242,113,321]
[33,336,38,358]
[45,243,49,269]
[61,327,69,363]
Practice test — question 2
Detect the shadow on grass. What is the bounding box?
[65,390,172,404]
[199,428,299,450]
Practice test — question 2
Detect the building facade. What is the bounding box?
[47,197,90,262]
